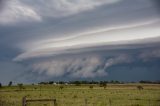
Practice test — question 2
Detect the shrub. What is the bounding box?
[73,95,77,98]
[89,85,93,89]
[137,85,143,90]
[17,83,24,90]
[59,86,64,90]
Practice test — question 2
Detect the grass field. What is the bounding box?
[0,84,160,106]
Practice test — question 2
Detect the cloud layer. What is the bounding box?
[16,47,160,80]
[14,19,160,61]
[21,53,132,79]
[0,0,41,24]
[0,0,160,83]
[0,0,120,24]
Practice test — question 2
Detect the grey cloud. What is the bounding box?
[0,0,41,25]
[104,54,132,70]
[0,61,26,84]
[0,0,5,10]
[18,53,132,79]
[20,0,120,18]
[0,0,120,25]
[152,0,160,13]
[139,49,160,61]
[29,56,107,78]
[13,45,160,81]
[0,0,160,83]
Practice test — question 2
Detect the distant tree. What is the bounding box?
[17,83,24,90]
[139,80,153,84]
[110,80,114,84]
[81,81,88,84]
[74,81,81,86]
[89,85,93,89]
[109,80,120,84]
[103,83,107,89]
[139,80,160,84]
[49,81,54,84]
[38,82,48,85]
[59,86,64,90]
[137,85,143,90]
[59,81,65,84]
[115,80,120,84]
[99,81,107,88]
[8,81,12,87]
[0,82,2,88]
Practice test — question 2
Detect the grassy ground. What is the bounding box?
[0,84,160,106]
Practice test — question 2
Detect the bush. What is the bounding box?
[59,86,64,90]
[99,82,107,88]
[137,85,143,90]
[74,81,81,86]
[89,85,93,89]
[17,83,24,90]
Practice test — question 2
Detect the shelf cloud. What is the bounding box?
[0,0,160,83]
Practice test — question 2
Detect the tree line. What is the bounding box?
[38,80,160,85]
[0,80,160,88]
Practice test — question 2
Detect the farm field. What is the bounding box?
[0,84,160,106]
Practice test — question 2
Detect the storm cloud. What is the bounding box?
[0,0,160,83]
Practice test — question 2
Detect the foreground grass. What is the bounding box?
[0,84,160,106]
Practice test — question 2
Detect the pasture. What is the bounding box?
[0,84,160,106]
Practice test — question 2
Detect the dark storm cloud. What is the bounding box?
[0,0,160,83]
[152,0,160,13]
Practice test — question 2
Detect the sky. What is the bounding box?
[0,0,160,84]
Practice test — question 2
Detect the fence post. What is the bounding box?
[53,99,57,106]
[85,98,87,106]
[22,97,26,106]
[109,99,112,106]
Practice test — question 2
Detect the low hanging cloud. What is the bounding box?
[14,47,160,79]
[139,49,160,61]
[103,54,132,70]
[24,54,131,78]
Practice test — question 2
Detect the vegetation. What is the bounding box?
[17,83,24,90]
[0,83,2,88]
[137,85,144,90]
[89,85,93,89]
[59,86,64,90]
[0,82,160,106]
[8,81,12,87]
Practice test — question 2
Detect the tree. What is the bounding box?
[59,81,65,84]
[99,81,107,88]
[89,85,93,89]
[49,81,54,84]
[74,81,81,86]
[0,84,1,88]
[8,81,12,87]
[17,83,24,90]
[59,86,64,90]
[137,85,143,90]
[103,83,107,89]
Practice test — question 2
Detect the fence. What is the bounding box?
[22,97,57,106]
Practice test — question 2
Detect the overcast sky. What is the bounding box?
[0,0,160,84]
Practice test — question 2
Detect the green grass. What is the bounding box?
[0,84,160,106]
